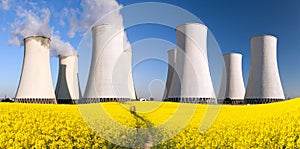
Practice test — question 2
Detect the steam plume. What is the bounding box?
[68,0,124,38]
[9,8,51,46]
[9,6,76,56]
[50,34,76,57]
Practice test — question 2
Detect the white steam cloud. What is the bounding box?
[50,34,76,57]
[9,0,128,56]
[9,6,76,56]
[9,8,51,46]
[1,0,9,10]
[68,0,124,38]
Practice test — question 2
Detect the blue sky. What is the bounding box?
[0,0,299,99]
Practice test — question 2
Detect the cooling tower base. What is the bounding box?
[78,98,131,104]
[245,98,284,104]
[56,99,79,104]
[16,98,57,104]
[165,97,216,104]
[218,98,244,105]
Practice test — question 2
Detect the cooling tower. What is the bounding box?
[169,23,216,104]
[122,48,136,100]
[218,53,245,104]
[167,48,181,102]
[163,49,176,101]
[15,36,56,104]
[83,24,135,103]
[128,50,137,100]
[245,35,285,104]
[55,54,82,104]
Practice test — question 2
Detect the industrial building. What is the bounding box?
[163,49,176,101]
[15,36,57,104]
[166,23,216,104]
[55,54,82,104]
[218,53,245,104]
[245,35,285,104]
[82,24,136,103]
[166,49,182,102]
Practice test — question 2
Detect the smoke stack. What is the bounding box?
[171,23,216,104]
[15,36,56,104]
[245,35,285,104]
[218,53,245,104]
[55,54,82,104]
[83,24,135,103]
[163,49,176,101]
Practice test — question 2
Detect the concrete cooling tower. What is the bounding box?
[112,47,136,100]
[15,36,56,104]
[126,49,137,100]
[163,49,176,101]
[245,35,285,104]
[166,49,181,102]
[218,53,245,104]
[82,24,135,103]
[168,23,216,104]
[55,54,82,104]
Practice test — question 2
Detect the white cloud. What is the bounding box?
[1,27,6,32]
[1,0,9,10]
[67,0,124,38]
[50,33,76,57]
[9,7,51,46]
[8,4,76,56]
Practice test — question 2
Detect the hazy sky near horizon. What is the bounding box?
[0,0,299,99]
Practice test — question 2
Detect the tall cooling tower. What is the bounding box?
[218,53,245,104]
[113,47,136,100]
[123,49,136,100]
[163,49,176,101]
[55,54,82,104]
[83,24,135,103]
[245,35,285,104]
[167,49,181,102]
[170,23,216,104]
[15,36,56,104]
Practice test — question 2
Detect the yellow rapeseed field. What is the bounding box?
[0,98,299,148]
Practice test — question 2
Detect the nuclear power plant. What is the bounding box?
[218,53,245,104]
[166,23,216,103]
[82,24,136,103]
[245,35,285,104]
[55,54,82,104]
[13,23,286,105]
[15,36,57,104]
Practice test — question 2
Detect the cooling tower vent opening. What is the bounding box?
[15,98,56,104]
[24,35,51,40]
[175,22,208,30]
[250,34,277,40]
[165,97,216,104]
[78,98,131,104]
[24,36,51,47]
[244,98,284,104]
